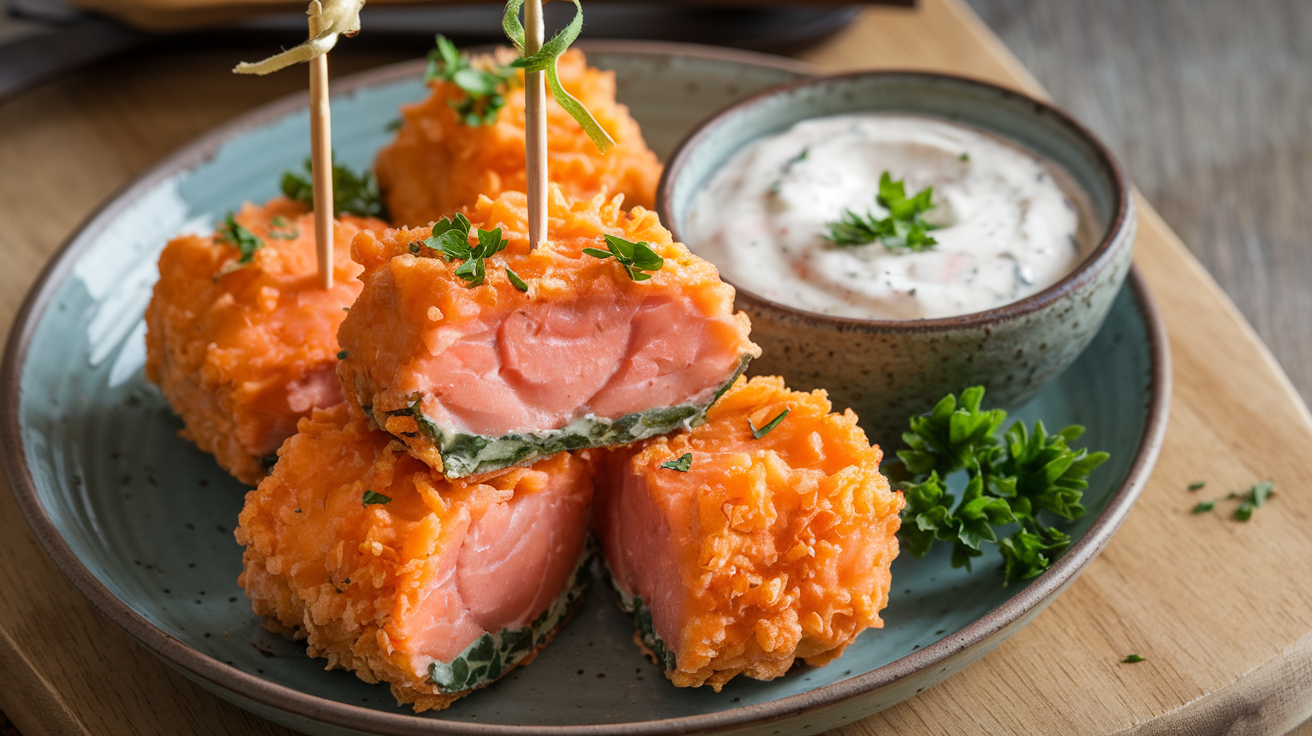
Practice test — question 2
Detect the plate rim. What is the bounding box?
[0,40,1171,736]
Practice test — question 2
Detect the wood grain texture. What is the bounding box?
[0,1,1310,734]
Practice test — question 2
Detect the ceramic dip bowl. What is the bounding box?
[657,71,1136,447]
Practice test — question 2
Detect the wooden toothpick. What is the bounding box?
[525,0,547,251]
[308,0,335,289]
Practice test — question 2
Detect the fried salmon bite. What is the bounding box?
[375,48,662,228]
[593,376,904,691]
[235,403,594,712]
[335,186,760,479]
[144,198,385,485]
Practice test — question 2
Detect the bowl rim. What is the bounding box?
[0,41,1168,736]
[656,69,1134,332]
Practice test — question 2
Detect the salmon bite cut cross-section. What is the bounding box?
[336,186,760,478]
[593,376,905,691]
[235,403,595,712]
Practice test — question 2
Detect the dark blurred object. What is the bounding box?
[0,0,913,103]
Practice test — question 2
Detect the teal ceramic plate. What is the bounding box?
[1,42,1169,736]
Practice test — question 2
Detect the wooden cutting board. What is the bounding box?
[2,0,1311,734]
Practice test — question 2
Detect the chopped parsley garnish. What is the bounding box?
[1189,481,1273,520]
[422,214,508,287]
[336,350,349,360]
[1235,481,1274,521]
[425,34,517,127]
[503,0,614,152]
[1121,654,1145,663]
[217,214,264,264]
[362,490,391,506]
[749,408,790,439]
[281,156,388,220]
[582,234,664,281]
[505,267,529,292]
[824,172,939,252]
[268,215,299,240]
[1188,480,1206,491]
[894,386,1109,586]
[660,453,692,472]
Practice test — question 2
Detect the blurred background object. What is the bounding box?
[0,0,912,100]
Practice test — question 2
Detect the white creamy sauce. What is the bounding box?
[684,114,1097,320]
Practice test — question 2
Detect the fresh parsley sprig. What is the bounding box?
[422,214,509,287]
[894,386,1109,585]
[282,156,388,220]
[502,0,614,152]
[825,172,939,252]
[583,234,664,281]
[425,35,517,126]
[217,214,264,265]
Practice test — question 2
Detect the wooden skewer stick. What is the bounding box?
[308,0,335,289]
[525,0,547,251]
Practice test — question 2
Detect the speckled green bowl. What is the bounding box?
[658,72,1137,447]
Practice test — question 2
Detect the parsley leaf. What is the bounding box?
[425,35,516,127]
[362,490,391,506]
[1234,480,1274,521]
[824,172,939,252]
[505,267,529,292]
[1187,480,1206,491]
[217,214,264,264]
[749,408,790,439]
[281,156,388,220]
[1121,654,1146,663]
[268,215,299,240]
[582,234,664,281]
[660,453,692,472]
[894,386,1109,585]
[421,215,508,287]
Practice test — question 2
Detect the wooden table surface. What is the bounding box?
[3,1,1312,735]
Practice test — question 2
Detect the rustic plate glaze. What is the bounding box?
[0,42,1169,736]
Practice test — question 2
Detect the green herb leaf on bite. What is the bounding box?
[281,156,388,220]
[582,234,664,281]
[424,217,508,287]
[362,490,391,506]
[268,215,299,240]
[502,0,614,152]
[424,35,517,127]
[824,172,939,252]
[336,350,349,360]
[217,214,265,265]
[505,267,529,292]
[660,453,693,472]
[750,408,790,439]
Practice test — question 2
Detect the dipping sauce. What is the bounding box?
[684,114,1098,320]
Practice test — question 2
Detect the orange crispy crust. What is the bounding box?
[144,199,384,485]
[375,48,662,227]
[336,186,759,465]
[604,376,904,690]
[235,404,593,711]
